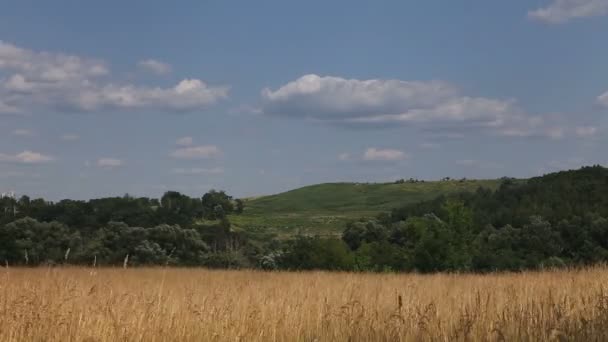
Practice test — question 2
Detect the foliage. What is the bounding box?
[232,179,502,235]
[340,166,608,273]
[278,236,354,271]
[2,166,608,272]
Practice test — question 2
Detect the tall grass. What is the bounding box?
[1,267,608,341]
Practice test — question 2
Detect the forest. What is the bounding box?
[1,165,607,272]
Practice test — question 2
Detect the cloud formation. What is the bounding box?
[0,41,228,114]
[363,148,407,161]
[97,158,123,168]
[337,153,351,161]
[261,74,563,139]
[528,0,608,23]
[170,145,221,159]
[598,91,608,107]
[262,74,455,119]
[0,150,54,163]
[137,59,172,75]
[176,136,194,147]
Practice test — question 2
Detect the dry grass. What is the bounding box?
[1,267,608,341]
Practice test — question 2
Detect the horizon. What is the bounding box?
[1,164,603,202]
[1,1,607,201]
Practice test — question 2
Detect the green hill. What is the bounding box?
[230,179,503,237]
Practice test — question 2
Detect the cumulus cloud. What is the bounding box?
[262,74,456,119]
[363,148,407,161]
[170,145,221,159]
[97,158,123,168]
[171,167,224,175]
[137,59,172,75]
[176,136,194,146]
[0,150,54,163]
[528,0,608,23]
[0,41,228,114]
[261,74,562,139]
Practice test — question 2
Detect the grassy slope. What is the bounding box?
[230,179,502,236]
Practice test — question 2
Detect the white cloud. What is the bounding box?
[262,74,456,119]
[528,0,608,23]
[171,167,224,175]
[598,91,608,107]
[0,40,108,79]
[170,145,221,159]
[61,134,80,141]
[261,74,562,139]
[575,126,598,137]
[338,153,351,161]
[176,136,194,146]
[12,129,33,136]
[137,59,172,75]
[97,158,123,168]
[0,150,54,163]
[363,148,407,161]
[0,41,228,113]
[61,78,227,112]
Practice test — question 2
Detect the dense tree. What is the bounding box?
[235,199,245,214]
[278,236,354,271]
[340,166,608,273]
[2,166,608,272]
[201,190,234,219]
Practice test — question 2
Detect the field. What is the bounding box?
[230,179,502,236]
[2,267,608,341]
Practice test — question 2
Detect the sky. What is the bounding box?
[1,0,607,200]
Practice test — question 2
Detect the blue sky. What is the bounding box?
[1,0,607,200]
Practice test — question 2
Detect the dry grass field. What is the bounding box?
[2,267,608,341]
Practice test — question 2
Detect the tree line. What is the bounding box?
[278,166,608,272]
[1,166,608,272]
[0,190,254,267]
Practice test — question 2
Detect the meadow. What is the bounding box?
[231,179,502,236]
[2,266,608,341]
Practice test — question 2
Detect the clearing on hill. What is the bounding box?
[230,179,502,236]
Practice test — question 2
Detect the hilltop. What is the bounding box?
[230,179,503,236]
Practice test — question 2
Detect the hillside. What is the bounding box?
[230,179,503,236]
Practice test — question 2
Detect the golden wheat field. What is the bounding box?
[1,267,608,341]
